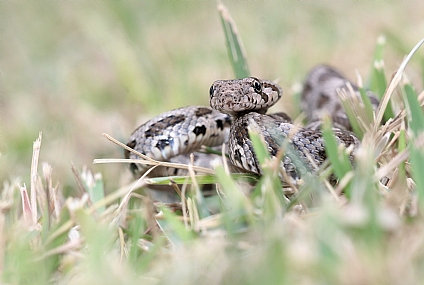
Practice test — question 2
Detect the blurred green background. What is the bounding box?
[2,1,423,193]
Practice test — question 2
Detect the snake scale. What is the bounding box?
[125,65,378,183]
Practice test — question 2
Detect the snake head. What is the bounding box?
[209,77,282,116]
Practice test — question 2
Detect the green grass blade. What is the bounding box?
[369,36,388,98]
[349,141,382,246]
[398,129,407,183]
[340,93,365,139]
[372,61,394,121]
[214,165,254,234]
[218,3,250,78]
[321,116,353,196]
[403,82,424,206]
[147,173,259,185]
[358,87,376,126]
[157,206,196,248]
[421,57,424,89]
[81,170,106,213]
[373,35,386,62]
[248,128,271,165]
[367,36,394,121]
[127,211,146,265]
[248,130,287,218]
[404,83,424,135]
[374,38,424,130]
[191,182,210,220]
[322,118,353,179]
[372,62,388,98]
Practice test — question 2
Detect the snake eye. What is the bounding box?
[209,85,215,98]
[252,80,262,93]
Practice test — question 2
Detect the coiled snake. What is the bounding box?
[125,65,378,182]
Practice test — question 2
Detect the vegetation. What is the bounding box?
[2,2,424,284]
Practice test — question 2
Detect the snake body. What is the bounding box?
[209,75,359,180]
[126,65,375,181]
[301,65,379,131]
[126,106,231,177]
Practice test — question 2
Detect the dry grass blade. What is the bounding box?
[96,133,216,175]
[20,185,32,226]
[94,158,216,175]
[112,177,151,226]
[30,132,42,226]
[188,154,202,204]
[375,114,424,181]
[41,163,54,224]
[338,84,372,134]
[36,239,83,260]
[375,150,409,181]
[373,38,424,132]
[102,133,156,162]
[93,179,148,215]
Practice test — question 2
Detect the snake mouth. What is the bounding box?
[210,97,234,115]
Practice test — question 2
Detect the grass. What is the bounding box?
[2,1,424,284]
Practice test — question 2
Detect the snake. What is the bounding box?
[125,65,378,183]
